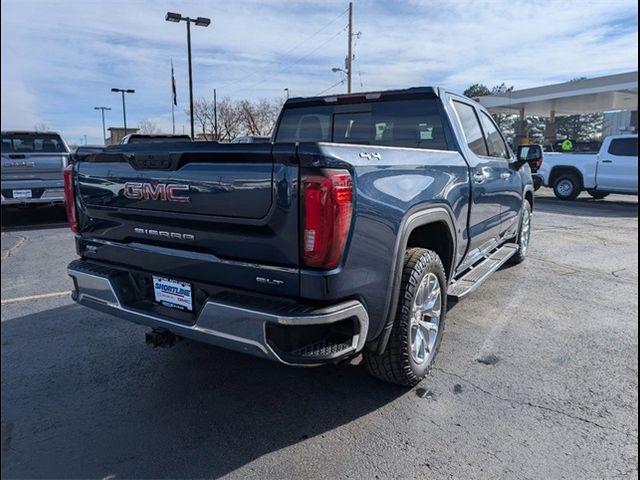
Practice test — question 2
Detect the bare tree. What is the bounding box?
[186,96,284,141]
[216,97,244,141]
[137,118,160,134]
[33,122,49,132]
[187,99,213,140]
[238,98,283,137]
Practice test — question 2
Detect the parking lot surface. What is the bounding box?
[1,190,638,479]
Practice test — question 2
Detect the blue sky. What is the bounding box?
[1,0,637,144]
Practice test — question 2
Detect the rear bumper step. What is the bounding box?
[448,243,518,301]
[67,259,369,366]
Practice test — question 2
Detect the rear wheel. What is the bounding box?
[553,173,581,200]
[587,190,610,200]
[364,248,446,387]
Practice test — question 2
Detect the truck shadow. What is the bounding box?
[533,195,637,218]
[1,205,69,232]
[1,304,406,479]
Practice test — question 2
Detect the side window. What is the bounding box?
[479,112,509,159]
[452,101,488,156]
[608,138,637,157]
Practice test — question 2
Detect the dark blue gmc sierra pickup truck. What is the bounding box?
[65,87,534,387]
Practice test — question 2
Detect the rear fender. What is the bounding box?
[373,205,457,354]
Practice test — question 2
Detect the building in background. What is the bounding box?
[604,110,638,136]
[106,127,139,145]
[478,71,638,147]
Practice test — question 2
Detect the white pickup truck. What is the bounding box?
[537,134,638,200]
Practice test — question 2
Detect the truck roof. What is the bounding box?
[285,86,440,107]
[1,130,63,136]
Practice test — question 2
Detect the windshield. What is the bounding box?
[275,98,450,150]
[1,133,67,153]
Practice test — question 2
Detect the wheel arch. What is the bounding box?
[524,187,534,211]
[372,205,457,355]
[549,166,584,190]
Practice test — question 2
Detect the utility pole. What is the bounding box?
[213,88,218,140]
[347,1,353,94]
[94,106,111,145]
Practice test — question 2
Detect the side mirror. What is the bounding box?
[517,144,543,163]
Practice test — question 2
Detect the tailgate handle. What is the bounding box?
[8,154,26,159]
[130,153,180,170]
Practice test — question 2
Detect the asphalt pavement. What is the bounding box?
[1,190,638,479]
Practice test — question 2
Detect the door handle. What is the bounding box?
[500,172,512,180]
[601,160,613,163]
[473,172,487,184]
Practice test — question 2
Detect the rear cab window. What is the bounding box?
[607,138,638,157]
[1,133,68,153]
[275,98,451,151]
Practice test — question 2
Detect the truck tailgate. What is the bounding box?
[1,152,67,181]
[75,143,300,274]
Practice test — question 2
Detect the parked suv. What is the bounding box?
[65,87,534,386]
[1,131,70,206]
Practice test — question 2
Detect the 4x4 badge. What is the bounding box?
[359,152,381,161]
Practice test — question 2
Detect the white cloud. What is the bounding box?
[1,0,637,143]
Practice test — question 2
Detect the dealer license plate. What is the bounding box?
[13,189,32,199]
[152,276,193,311]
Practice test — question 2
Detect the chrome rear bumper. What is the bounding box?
[68,260,369,366]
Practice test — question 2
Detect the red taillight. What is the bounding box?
[63,165,78,233]
[301,169,353,269]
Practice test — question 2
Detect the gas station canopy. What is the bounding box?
[477,71,638,116]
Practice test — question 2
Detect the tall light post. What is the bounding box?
[165,11,211,140]
[110,88,135,136]
[331,67,348,91]
[94,106,111,145]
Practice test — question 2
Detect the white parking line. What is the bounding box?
[1,291,71,305]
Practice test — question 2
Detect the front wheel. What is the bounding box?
[364,248,447,387]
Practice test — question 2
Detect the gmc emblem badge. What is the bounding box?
[123,182,190,203]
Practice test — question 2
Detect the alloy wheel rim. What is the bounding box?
[409,272,442,365]
[557,180,573,197]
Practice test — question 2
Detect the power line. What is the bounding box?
[227,7,349,90]
[236,25,348,95]
[284,6,349,58]
[316,78,346,96]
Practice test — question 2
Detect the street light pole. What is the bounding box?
[166,12,211,140]
[186,19,194,139]
[94,106,111,145]
[111,88,135,136]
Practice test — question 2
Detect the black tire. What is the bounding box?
[364,248,447,387]
[553,173,581,200]
[508,201,532,265]
[587,190,610,200]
